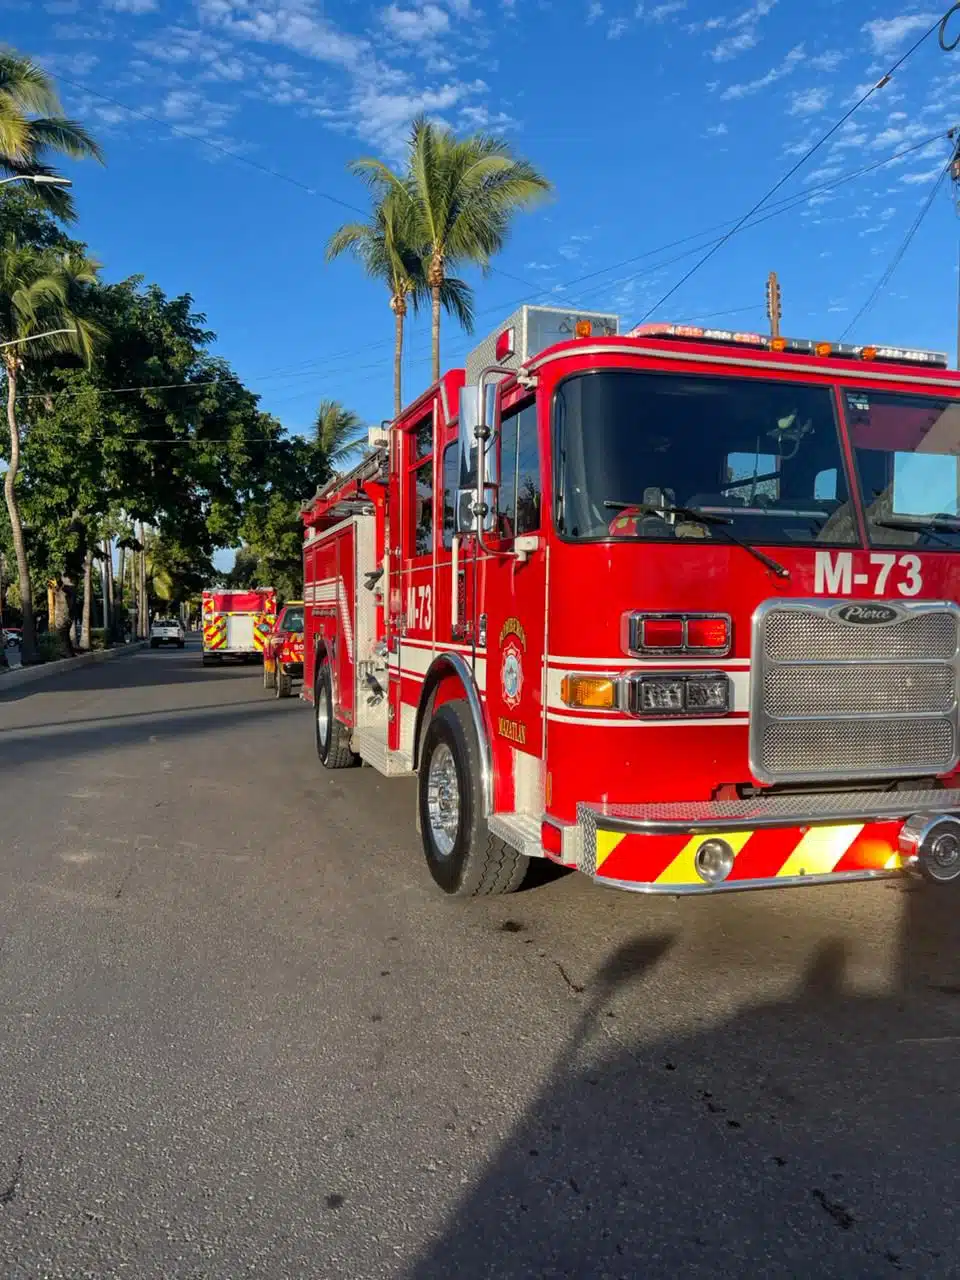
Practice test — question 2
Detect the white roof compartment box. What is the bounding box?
[464,305,619,385]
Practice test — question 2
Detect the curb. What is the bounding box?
[0,641,148,693]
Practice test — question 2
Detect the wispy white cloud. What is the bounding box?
[719,43,804,99]
[707,0,775,60]
[712,30,756,60]
[38,50,100,77]
[704,121,728,135]
[381,3,450,44]
[862,14,937,56]
[789,86,829,115]
[900,164,945,184]
[644,0,686,21]
[607,17,628,37]
[102,0,158,11]
[809,50,843,71]
[587,1,604,23]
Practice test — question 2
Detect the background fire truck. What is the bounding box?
[201,588,276,666]
[302,304,960,898]
[262,600,305,698]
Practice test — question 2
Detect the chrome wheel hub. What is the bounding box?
[317,682,330,746]
[426,743,460,858]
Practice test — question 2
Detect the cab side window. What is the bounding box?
[497,400,541,541]
[408,413,433,557]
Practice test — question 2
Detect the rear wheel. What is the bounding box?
[418,700,528,896]
[202,653,221,667]
[315,661,356,768]
[150,640,158,649]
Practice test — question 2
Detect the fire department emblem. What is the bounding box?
[501,642,523,709]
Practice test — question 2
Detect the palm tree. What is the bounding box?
[352,116,551,381]
[326,193,473,416]
[0,237,101,663]
[314,398,366,472]
[0,49,104,220]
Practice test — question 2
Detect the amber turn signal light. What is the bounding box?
[560,675,617,709]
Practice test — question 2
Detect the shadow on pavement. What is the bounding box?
[0,700,295,772]
[0,652,266,702]
[410,882,960,1278]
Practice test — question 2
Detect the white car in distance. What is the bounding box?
[150,618,186,649]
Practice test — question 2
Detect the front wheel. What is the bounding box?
[315,661,356,768]
[263,660,276,690]
[276,666,292,699]
[150,640,158,649]
[417,701,528,896]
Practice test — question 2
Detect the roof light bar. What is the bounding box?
[626,323,948,369]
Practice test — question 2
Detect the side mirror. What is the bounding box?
[456,486,496,534]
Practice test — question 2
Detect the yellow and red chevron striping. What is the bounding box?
[203,618,226,650]
[596,820,903,887]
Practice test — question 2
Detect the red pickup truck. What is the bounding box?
[262,601,304,698]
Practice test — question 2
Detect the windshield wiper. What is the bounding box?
[873,516,959,547]
[603,500,790,579]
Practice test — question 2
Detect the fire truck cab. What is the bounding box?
[302,304,960,897]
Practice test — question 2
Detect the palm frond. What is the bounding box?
[437,275,474,332]
[0,52,61,116]
[25,117,105,163]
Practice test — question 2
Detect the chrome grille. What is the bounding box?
[751,599,960,785]
[764,610,957,661]
[764,663,955,716]
[762,719,954,775]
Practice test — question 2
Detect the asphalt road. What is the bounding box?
[1,641,960,1278]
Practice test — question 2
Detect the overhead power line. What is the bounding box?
[10,131,949,412]
[840,158,952,339]
[638,11,952,323]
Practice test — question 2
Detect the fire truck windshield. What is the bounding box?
[841,388,960,550]
[554,370,856,546]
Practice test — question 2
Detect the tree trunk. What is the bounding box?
[139,524,148,637]
[102,538,111,640]
[393,303,404,418]
[431,282,441,384]
[116,543,125,608]
[80,548,93,650]
[4,364,37,664]
[53,573,76,656]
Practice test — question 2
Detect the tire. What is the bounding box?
[150,640,158,649]
[418,700,528,896]
[263,660,276,690]
[276,666,292,699]
[177,641,185,649]
[202,653,221,667]
[315,661,356,768]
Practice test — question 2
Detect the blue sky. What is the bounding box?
[10,0,960,445]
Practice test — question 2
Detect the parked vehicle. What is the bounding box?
[263,602,304,698]
[3,628,21,648]
[150,618,185,648]
[201,588,276,666]
[301,302,960,899]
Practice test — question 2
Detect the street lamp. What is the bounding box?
[0,328,78,350]
[0,174,72,189]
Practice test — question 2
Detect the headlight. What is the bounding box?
[627,672,730,717]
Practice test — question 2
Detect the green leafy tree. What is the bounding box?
[0,237,100,661]
[0,48,104,221]
[326,194,473,416]
[351,116,551,381]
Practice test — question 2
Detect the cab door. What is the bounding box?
[480,395,547,767]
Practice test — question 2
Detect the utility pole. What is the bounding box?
[765,271,782,339]
[951,129,960,369]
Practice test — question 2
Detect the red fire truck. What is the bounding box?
[201,587,276,666]
[301,303,960,897]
